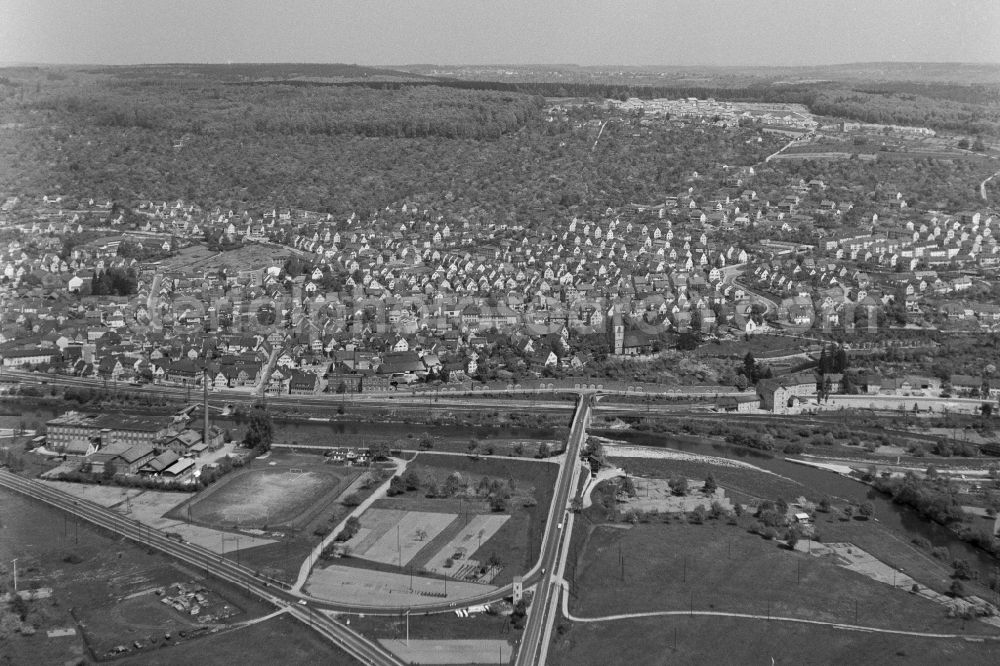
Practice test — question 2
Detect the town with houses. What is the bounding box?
[3,48,1000,666]
[1,131,999,420]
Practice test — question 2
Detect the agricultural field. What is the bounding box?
[341,505,510,581]
[154,242,289,274]
[311,453,558,600]
[178,462,360,531]
[383,454,559,585]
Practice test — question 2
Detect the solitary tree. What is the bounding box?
[620,476,637,497]
[703,474,718,495]
[858,502,875,520]
[668,476,688,496]
[242,406,273,453]
[387,475,406,496]
[369,441,391,460]
[402,468,422,491]
[743,351,757,383]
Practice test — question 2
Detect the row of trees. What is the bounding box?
[386,469,516,512]
[89,267,138,296]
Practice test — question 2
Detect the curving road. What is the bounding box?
[981,168,1000,202]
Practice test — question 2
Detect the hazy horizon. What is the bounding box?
[2,0,999,69]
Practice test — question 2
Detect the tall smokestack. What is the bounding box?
[203,366,209,448]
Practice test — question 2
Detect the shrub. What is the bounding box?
[336,516,361,542]
[341,492,363,507]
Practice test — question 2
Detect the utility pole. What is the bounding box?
[11,558,17,592]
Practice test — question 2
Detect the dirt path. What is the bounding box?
[558,579,1000,640]
[980,168,1000,201]
[291,456,406,592]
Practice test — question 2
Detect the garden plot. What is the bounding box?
[423,514,509,577]
[347,509,407,557]
[619,477,732,514]
[348,509,457,567]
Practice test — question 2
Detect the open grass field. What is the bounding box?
[691,334,813,359]
[78,592,222,657]
[811,510,991,599]
[0,488,281,665]
[352,610,514,642]
[549,614,1000,666]
[567,521,996,636]
[180,464,359,530]
[380,638,513,664]
[304,562,495,606]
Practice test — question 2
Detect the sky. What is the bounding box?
[1,0,999,67]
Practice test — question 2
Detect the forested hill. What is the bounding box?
[94,62,438,83]
[22,82,541,140]
[0,67,785,216]
[437,79,1000,137]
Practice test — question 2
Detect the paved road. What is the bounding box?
[515,395,591,666]
[0,469,404,666]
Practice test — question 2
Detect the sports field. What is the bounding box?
[183,467,357,530]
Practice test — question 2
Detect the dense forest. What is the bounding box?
[0,73,786,216]
[25,83,541,140]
